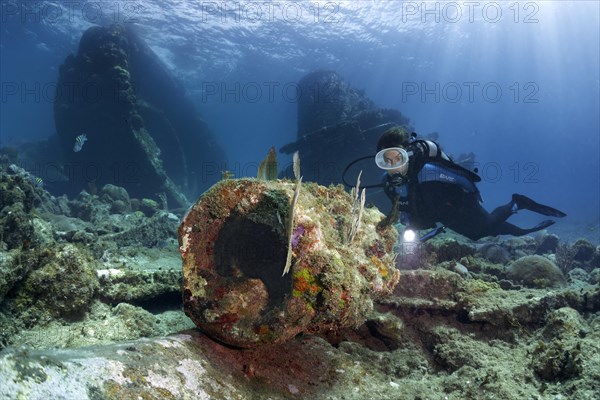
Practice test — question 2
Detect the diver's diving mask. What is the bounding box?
[375,147,409,173]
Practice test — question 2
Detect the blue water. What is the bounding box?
[1,1,598,243]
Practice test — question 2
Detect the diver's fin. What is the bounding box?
[512,194,566,217]
[526,219,556,233]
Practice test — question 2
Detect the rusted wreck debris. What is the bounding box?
[178,179,399,347]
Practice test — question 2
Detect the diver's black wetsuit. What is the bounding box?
[382,141,565,241]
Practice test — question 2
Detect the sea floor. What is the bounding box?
[0,161,598,399]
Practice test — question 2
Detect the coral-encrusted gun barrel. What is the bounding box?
[178,179,399,347]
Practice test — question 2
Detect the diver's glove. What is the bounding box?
[420,226,446,242]
[388,174,407,187]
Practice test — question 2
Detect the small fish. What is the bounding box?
[30,176,44,188]
[221,170,234,180]
[257,147,278,180]
[73,134,88,152]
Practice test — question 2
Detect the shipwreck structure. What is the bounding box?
[54,24,224,207]
[280,70,411,194]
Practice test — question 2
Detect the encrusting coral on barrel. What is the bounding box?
[178,178,399,347]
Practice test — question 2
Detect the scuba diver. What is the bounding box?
[370,127,566,242]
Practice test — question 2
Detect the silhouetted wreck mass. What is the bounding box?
[54,24,225,207]
[280,70,411,191]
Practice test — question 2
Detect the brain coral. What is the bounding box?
[506,255,566,288]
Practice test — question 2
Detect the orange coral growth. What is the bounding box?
[294,277,309,293]
[257,325,270,335]
[341,290,349,302]
[370,255,389,277]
